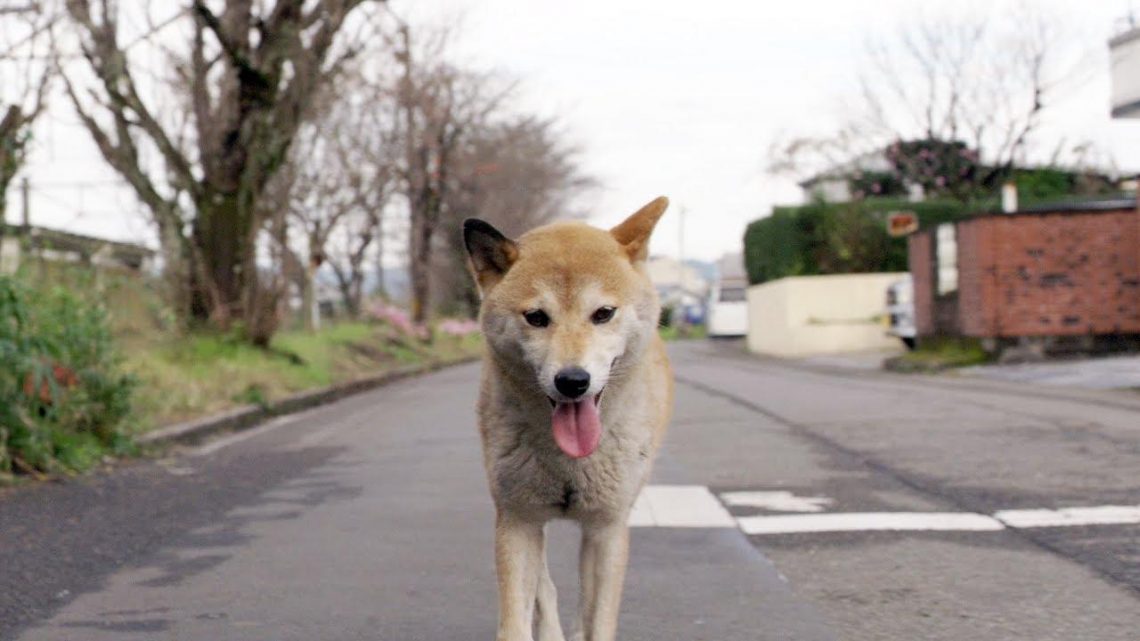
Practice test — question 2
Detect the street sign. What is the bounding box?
[887,211,919,237]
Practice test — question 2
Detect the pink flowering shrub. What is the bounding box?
[367,302,429,340]
[437,318,480,337]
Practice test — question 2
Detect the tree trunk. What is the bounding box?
[303,259,319,331]
[409,210,434,325]
[157,215,192,329]
[191,192,250,328]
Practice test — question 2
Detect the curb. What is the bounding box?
[137,356,481,447]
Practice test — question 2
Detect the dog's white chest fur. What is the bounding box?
[486,410,654,523]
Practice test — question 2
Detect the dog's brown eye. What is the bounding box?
[523,309,550,328]
[591,306,616,324]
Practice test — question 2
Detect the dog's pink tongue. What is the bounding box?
[551,399,601,459]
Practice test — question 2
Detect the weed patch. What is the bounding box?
[0,276,136,480]
[885,337,992,373]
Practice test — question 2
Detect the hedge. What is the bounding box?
[743,198,973,285]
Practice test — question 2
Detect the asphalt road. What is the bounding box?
[2,341,1139,640]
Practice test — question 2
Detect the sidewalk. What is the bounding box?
[959,354,1140,390]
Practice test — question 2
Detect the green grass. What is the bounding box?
[658,324,709,341]
[889,337,991,372]
[125,322,482,431]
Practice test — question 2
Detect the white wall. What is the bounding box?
[0,238,20,274]
[746,273,907,357]
[1111,28,1140,118]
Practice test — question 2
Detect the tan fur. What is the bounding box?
[466,198,673,641]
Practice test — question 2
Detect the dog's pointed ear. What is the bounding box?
[464,218,518,294]
[610,196,669,263]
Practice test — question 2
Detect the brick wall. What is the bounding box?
[955,209,1140,338]
[908,232,935,336]
[956,218,996,336]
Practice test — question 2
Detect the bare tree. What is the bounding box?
[436,115,595,315]
[393,22,513,324]
[0,1,53,223]
[269,72,398,325]
[59,0,382,344]
[769,4,1094,196]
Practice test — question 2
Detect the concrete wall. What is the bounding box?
[746,273,907,357]
[0,237,19,274]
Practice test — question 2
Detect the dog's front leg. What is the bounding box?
[495,514,545,641]
[578,520,630,641]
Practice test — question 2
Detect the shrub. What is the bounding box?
[437,318,480,337]
[367,302,429,340]
[743,198,974,285]
[0,276,136,478]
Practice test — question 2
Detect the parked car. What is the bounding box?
[886,276,916,349]
[707,281,748,338]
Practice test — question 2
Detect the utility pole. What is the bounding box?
[20,177,29,234]
[396,21,426,324]
[677,205,687,332]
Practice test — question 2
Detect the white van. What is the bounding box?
[707,281,748,337]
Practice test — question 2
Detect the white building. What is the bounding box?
[1110,22,1140,118]
[646,256,710,312]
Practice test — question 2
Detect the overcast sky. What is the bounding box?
[19,0,1140,264]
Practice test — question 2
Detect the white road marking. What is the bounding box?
[720,490,834,513]
[628,492,655,527]
[629,485,736,528]
[736,512,1005,535]
[995,505,1140,528]
[628,486,1140,535]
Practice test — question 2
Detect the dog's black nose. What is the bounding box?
[554,367,591,399]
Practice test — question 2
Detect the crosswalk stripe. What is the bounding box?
[994,505,1140,528]
[629,485,736,528]
[627,485,1140,535]
[735,512,1005,535]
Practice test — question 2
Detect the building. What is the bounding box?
[1109,21,1140,118]
[0,224,154,275]
[799,151,905,203]
[907,200,1140,351]
[646,256,710,323]
[800,149,1125,206]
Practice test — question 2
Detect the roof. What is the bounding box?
[975,197,1135,216]
[2,224,153,257]
[798,150,891,188]
[1,224,154,270]
[911,198,1139,236]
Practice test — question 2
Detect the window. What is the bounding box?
[935,223,958,295]
[719,287,746,303]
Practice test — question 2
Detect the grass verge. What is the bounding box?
[884,337,991,373]
[659,324,709,341]
[125,323,482,431]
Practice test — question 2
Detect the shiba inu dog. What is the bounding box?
[463,197,674,641]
